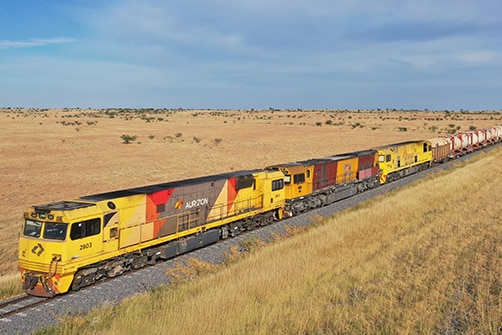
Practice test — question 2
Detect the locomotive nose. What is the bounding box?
[21,271,57,297]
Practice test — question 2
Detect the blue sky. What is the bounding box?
[1,1,501,110]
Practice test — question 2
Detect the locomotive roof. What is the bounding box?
[298,157,335,165]
[33,201,96,212]
[331,149,378,157]
[270,149,377,168]
[372,140,427,149]
[79,170,259,202]
[266,162,304,168]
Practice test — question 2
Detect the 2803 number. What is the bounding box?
[80,242,92,250]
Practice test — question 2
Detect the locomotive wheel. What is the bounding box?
[71,277,82,291]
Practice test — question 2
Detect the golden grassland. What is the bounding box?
[0,108,501,298]
[38,146,502,335]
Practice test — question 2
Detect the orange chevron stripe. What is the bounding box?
[227,177,237,213]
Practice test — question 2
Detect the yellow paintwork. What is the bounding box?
[335,156,358,184]
[255,170,286,215]
[270,163,313,200]
[374,140,432,184]
[19,202,106,295]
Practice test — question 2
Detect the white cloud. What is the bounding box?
[84,2,252,53]
[0,38,78,50]
[456,50,498,65]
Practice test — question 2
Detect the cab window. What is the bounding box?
[272,179,284,191]
[44,222,67,240]
[70,218,101,240]
[293,173,305,184]
[24,220,42,237]
[284,175,291,185]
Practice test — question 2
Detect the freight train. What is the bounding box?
[19,126,502,297]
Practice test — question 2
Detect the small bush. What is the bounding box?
[121,134,137,144]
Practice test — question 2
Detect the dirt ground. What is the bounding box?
[1,108,501,274]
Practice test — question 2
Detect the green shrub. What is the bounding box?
[121,134,137,144]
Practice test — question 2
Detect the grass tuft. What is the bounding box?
[0,272,23,299]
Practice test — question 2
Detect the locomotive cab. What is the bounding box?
[19,201,103,297]
[267,163,313,201]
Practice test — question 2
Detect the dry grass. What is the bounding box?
[38,146,502,335]
[0,272,23,298]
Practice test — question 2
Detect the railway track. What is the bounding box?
[0,294,48,320]
[0,266,150,323]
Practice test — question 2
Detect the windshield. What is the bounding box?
[44,222,67,240]
[23,220,67,240]
[24,220,42,237]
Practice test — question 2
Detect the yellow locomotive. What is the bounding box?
[19,169,285,297]
[373,140,433,184]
